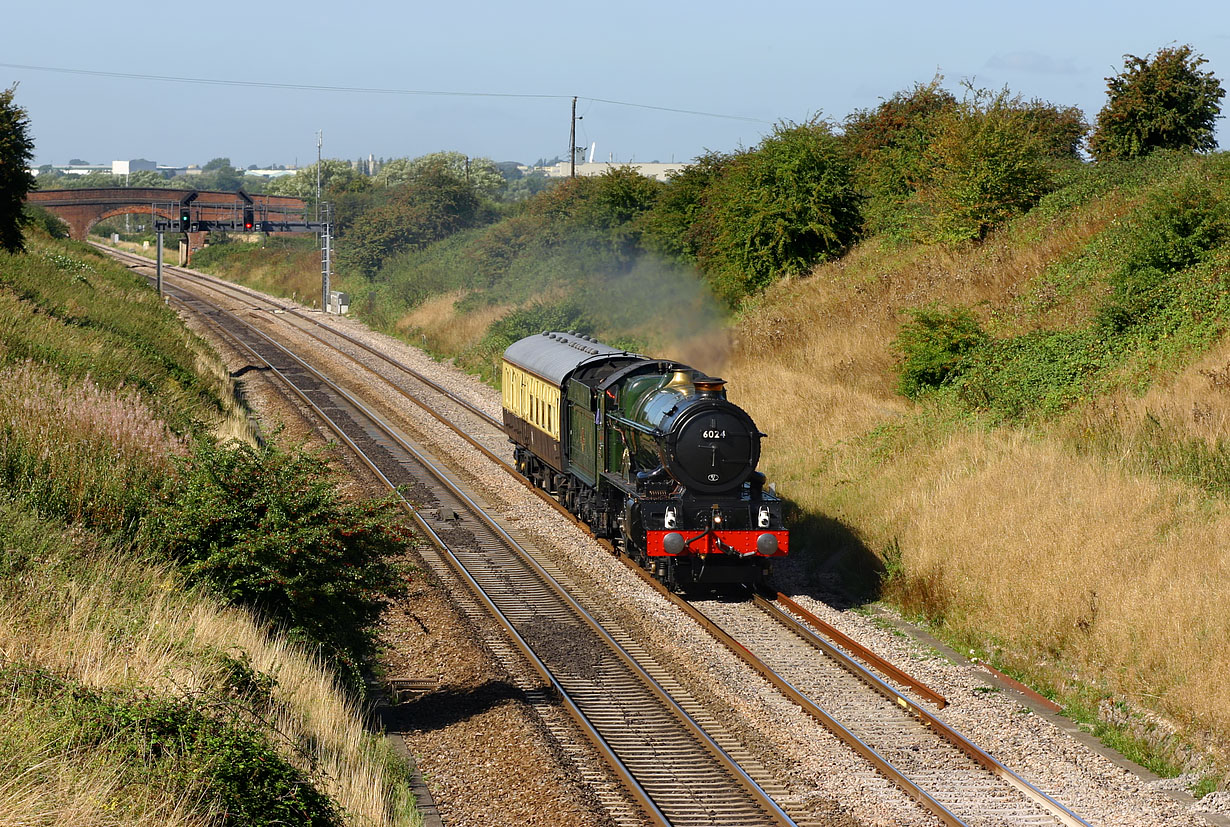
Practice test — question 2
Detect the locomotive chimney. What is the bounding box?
[694,376,726,397]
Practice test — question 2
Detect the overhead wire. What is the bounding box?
[0,61,770,124]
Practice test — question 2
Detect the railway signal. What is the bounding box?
[243,206,254,231]
[179,205,191,229]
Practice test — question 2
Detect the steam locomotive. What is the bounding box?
[501,331,788,590]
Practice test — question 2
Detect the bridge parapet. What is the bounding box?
[25,188,309,241]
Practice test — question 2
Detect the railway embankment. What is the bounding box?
[0,236,423,826]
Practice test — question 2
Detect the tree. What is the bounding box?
[339,161,485,277]
[125,169,172,188]
[638,150,731,261]
[691,119,860,305]
[264,159,368,201]
[843,78,957,238]
[1,84,36,253]
[1089,45,1225,161]
[914,88,1061,243]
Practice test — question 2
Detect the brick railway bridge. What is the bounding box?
[25,187,311,261]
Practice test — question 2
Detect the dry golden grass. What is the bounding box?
[727,193,1230,765]
[0,711,215,827]
[879,429,1230,753]
[395,290,512,356]
[0,545,420,827]
[1122,336,1230,445]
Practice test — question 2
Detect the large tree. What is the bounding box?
[0,84,36,253]
[1089,45,1225,161]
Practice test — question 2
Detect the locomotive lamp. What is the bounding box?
[711,504,723,526]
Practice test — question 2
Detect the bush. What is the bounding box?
[845,81,1083,243]
[693,119,861,306]
[139,439,410,672]
[1098,171,1230,331]
[524,165,665,259]
[892,305,988,397]
[959,330,1114,418]
[843,79,957,240]
[637,151,731,261]
[914,88,1060,243]
[21,204,69,239]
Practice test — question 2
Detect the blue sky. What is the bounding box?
[3,0,1228,168]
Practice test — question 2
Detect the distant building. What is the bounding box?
[243,168,298,179]
[111,158,158,176]
[540,160,688,182]
[60,163,109,176]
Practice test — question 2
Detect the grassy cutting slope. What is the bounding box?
[0,236,421,826]
[728,150,1230,782]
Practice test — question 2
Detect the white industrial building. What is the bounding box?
[111,158,158,176]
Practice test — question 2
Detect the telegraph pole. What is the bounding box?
[570,96,577,178]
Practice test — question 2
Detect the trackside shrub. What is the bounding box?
[139,439,410,675]
[892,305,987,397]
[0,663,342,827]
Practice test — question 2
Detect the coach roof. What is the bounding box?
[503,331,629,385]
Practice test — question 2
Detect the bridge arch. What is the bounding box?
[25,188,309,243]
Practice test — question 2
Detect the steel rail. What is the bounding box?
[771,592,947,708]
[166,280,797,827]
[621,558,965,825]
[751,596,1090,826]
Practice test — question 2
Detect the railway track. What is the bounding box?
[100,244,1094,826]
[131,256,798,827]
[690,596,1089,826]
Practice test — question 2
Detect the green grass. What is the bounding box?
[0,239,230,431]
